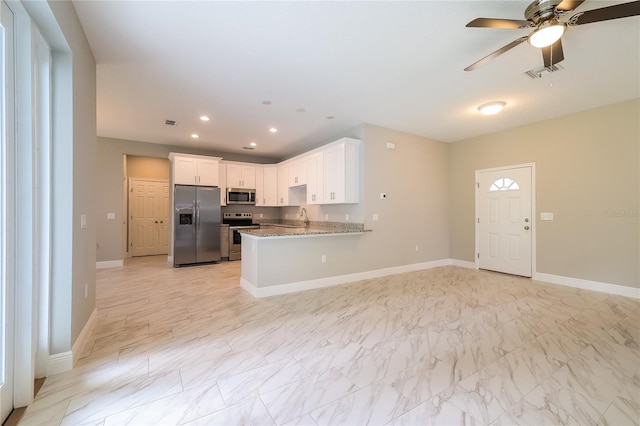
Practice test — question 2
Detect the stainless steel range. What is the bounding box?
[223,212,259,261]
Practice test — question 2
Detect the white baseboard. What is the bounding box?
[242,259,453,298]
[47,308,97,376]
[242,258,639,300]
[167,256,173,263]
[96,260,123,269]
[534,272,640,299]
[450,259,477,269]
[47,351,73,376]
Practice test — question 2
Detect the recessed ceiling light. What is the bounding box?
[296,108,306,113]
[250,142,257,147]
[478,101,506,116]
[165,120,176,126]
[262,100,272,105]
[269,127,278,133]
[326,116,335,120]
[199,116,210,121]
[191,133,199,139]
[243,146,255,150]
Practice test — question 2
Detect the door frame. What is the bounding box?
[127,178,169,257]
[475,163,536,276]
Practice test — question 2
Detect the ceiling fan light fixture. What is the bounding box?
[478,101,506,116]
[528,21,566,48]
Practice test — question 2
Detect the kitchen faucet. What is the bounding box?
[300,207,310,228]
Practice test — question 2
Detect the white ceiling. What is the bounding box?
[73,1,640,160]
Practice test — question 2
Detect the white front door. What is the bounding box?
[477,165,533,277]
[129,179,169,256]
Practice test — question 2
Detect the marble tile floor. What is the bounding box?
[19,256,640,426]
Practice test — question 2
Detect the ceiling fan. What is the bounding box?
[464,0,640,71]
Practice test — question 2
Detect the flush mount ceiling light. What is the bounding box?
[262,100,272,105]
[269,127,278,133]
[528,20,566,48]
[199,116,210,122]
[478,101,506,116]
[250,142,257,147]
[190,133,199,139]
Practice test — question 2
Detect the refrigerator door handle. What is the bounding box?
[193,201,197,234]
[196,200,201,233]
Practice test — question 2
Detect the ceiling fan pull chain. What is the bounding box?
[549,48,553,87]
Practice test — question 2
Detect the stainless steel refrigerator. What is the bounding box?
[173,185,221,266]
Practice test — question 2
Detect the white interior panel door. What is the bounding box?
[129,179,169,257]
[157,182,170,255]
[477,166,532,277]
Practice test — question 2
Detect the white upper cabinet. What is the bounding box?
[277,164,300,206]
[255,166,278,207]
[288,158,307,187]
[226,164,256,189]
[306,152,324,204]
[219,163,227,206]
[170,153,221,186]
[322,138,360,204]
[262,166,279,206]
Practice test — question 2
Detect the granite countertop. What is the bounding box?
[239,221,370,238]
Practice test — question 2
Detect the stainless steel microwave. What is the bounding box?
[227,188,256,205]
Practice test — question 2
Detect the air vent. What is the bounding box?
[165,120,177,126]
[242,146,255,150]
[525,64,564,79]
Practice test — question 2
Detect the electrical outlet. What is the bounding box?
[285,213,288,219]
[260,213,264,218]
[373,213,379,222]
[415,245,419,252]
[325,214,329,220]
[346,214,349,221]
[321,254,326,263]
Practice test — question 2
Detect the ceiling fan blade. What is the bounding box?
[569,1,640,25]
[464,36,528,71]
[555,0,585,12]
[466,18,531,29]
[542,39,565,67]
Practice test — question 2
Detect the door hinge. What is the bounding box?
[476,182,479,189]
[477,218,479,224]
[477,253,480,259]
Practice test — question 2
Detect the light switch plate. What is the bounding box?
[80,214,87,229]
[540,212,554,221]
[373,213,379,222]
[107,213,116,220]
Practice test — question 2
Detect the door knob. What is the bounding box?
[525,218,529,222]
[155,221,158,224]
[524,226,530,230]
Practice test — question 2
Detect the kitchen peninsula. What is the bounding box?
[240,223,371,298]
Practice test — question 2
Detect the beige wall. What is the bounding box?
[449,99,639,288]
[127,155,169,180]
